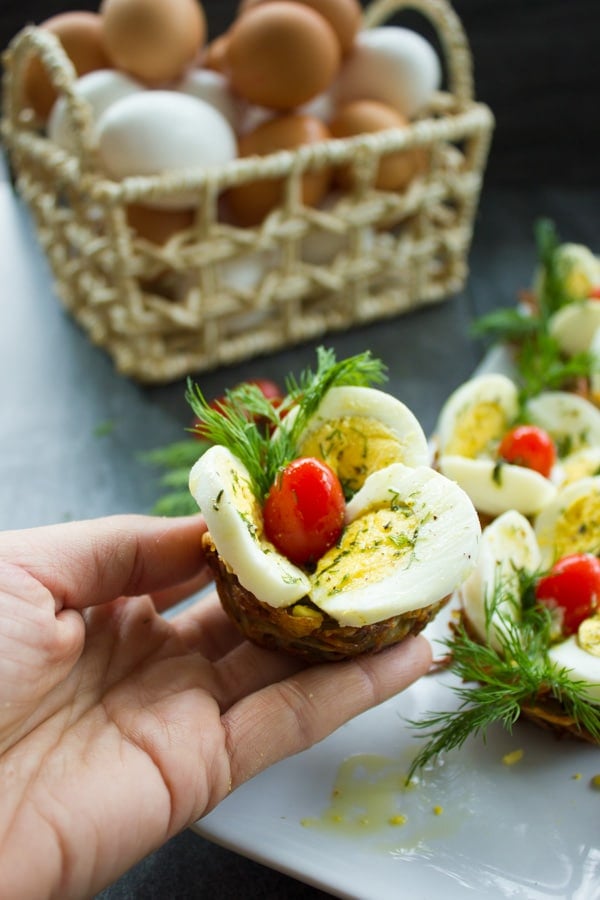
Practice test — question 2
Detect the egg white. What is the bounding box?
[548,637,600,703]
[309,462,481,627]
[295,385,430,478]
[189,444,311,608]
[526,390,600,455]
[549,299,600,356]
[460,510,541,652]
[590,327,600,397]
[438,454,557,518]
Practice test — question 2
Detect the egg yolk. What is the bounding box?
[542,494,600,561]
[578,614,600,657]
[444,401,509,458]
[312,501,419,598]
[298,416,406,497]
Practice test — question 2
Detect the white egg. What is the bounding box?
[189,444,311,607]
[436,373,519,458]
[96,91,237,209]
[218,250,276,293]
[548,299,600,356]
[330,26,441,119]
[298,90,335,122]
[534,475,600,568]
[310,462,480,626]
[439,455,557,518]
[175,67,240,129]
[526,390,600,455]
[295,384,431,492]
[548,636,600,703]
[47,69,144,153]
[460,510,541,652]
[301,195,375,265]
[235,101,275,136]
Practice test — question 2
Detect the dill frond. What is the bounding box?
[407,575,600,779]
[185,347,387,501]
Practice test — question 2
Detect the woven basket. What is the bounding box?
[1,0,494,383]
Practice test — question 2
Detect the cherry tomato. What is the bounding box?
[246,377,282,401]
[263,457,345,566]
[497,424,556,478]
[588,286,600,299]
[192,377,283,439]
[535,553,600,636]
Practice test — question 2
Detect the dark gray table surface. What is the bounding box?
[2,146,600,898]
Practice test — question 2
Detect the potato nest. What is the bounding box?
[203,532,446,663]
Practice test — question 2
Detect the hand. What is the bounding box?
[0,514,432,899]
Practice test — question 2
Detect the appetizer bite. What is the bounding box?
[187,348,481,661]
[472,219,600,406]
[409,493,600,777]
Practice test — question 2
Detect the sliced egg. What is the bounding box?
[534,475,600,568]
[526,390,600,456]
[535,242,600,305]
[548,299,600,356]
[590,327,600,399]
[439,454,557,518]
[436,373,556,517]
[436,373,519,458]
[559,445,600,485]
[548,634,600,703]
[309,462,481,626]
[189,444,311,607]
[295,385,430,496]
[460,510,541,652]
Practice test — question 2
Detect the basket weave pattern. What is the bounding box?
[1,0,493,383]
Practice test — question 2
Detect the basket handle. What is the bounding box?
[3,26,98,169]
[362,0,474,107]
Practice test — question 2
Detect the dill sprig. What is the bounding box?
[407,585,600,779]
[139,439,209,516]
[470,219,594,407]
[186,347,386,500]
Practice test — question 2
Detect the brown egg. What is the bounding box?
[22,11,111,121]
[237,0,362,55]
[201,33,230,73]
[100,0,206,86]
[226,2,340,110]
[329,99,426,191]
[226,114,332,226]
[126,204,195,244]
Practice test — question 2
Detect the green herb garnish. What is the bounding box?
[143,347,387,512]
[139,439,210,516]
[407,575,600,780]
[471,219,595,409]
[185,346,387,501]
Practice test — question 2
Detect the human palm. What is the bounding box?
[0,514,431,899]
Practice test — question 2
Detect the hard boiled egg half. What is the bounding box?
[436,373,556,517]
